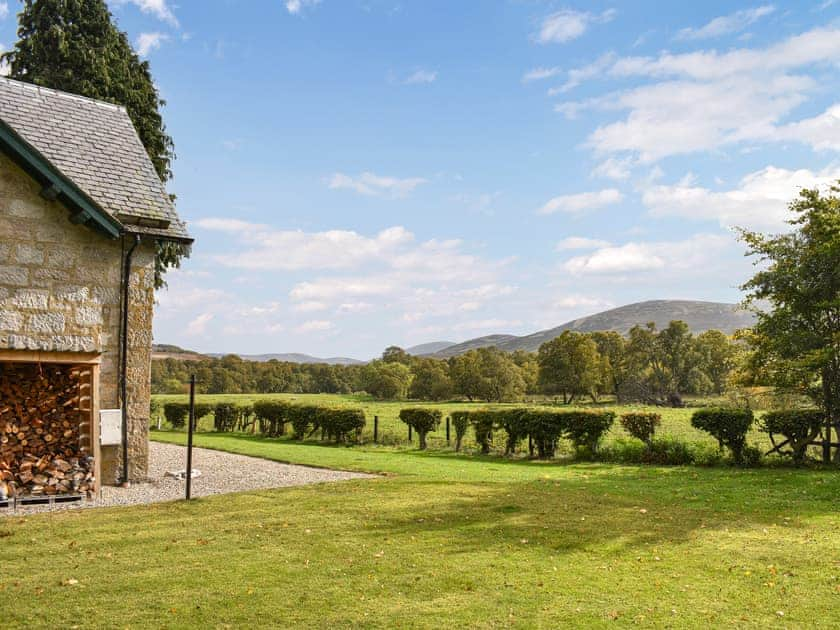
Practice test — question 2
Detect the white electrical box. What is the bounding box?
[100,409,123,446]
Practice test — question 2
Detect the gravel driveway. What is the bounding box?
[2,441,374,516]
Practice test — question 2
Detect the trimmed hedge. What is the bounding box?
[449,408,616,459]
[253,400,289,437]
[162,402,212,429]
[620,412,661,446]
[691,407,754,463]
[762,409,825,464]
[450,411,470,452]
[526,410,566,458]
[399,408,442,450]
[561,411,615,455]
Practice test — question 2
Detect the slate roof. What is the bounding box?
[0,77,190,241]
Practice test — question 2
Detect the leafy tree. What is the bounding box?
[625,321,701,405]
[382,346,411,365]
[450,348,525,402]
[360,360,412,400]
[537,332,602,403]
[740,185,840,462]
[3,0,186,286]
[511,350,540,395]
[408,358,453,401]
[695,330,739,395]
[591,331,629,400]
[449,351,484,401]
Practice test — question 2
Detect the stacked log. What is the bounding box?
[0,363,94,498]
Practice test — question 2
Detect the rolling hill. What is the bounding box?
[208,353,365,365]
[429,300,755,358]
[405,341,456,355]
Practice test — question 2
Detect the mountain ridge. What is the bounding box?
[427,300,755,358]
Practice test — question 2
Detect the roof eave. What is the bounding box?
[0,118,123,239]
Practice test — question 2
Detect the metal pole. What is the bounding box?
[374,415,378,443]
[408,424,412,443]
[446,417,450,445]
[186,374,196,500]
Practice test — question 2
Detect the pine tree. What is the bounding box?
[3,0,175,181]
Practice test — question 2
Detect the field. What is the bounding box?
[3,433,839,628]
[151,392,774,453]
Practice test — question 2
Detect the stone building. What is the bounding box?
[0,78,191,490]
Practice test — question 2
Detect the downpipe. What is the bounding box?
[119,234,141,487]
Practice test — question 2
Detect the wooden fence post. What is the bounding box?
[374,415,378,443]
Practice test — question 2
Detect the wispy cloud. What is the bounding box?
[536,8,616,44]
[0,2,8,20]
[135,32,168,57]
[675,5,775,41]
[286,0,322,15]
[403,69,437,84]
[538,189,623,215]
[328,172,428,198]
[556,237,612,251]
[114,0,179,27]
[522,66,562,82]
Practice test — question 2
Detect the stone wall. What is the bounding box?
[0,153,154,484]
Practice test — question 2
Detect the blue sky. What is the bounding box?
[4,1,840,359]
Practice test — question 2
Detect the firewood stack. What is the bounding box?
[0,363,94,499]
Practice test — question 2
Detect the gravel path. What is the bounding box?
[2,441,374,516]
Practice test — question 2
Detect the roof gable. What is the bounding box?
[0,78,190,242]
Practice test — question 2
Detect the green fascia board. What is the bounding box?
[0,119,122,239]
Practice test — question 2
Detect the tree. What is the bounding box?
[625,321,700,406]
[2,0,186,287]
[695,330,739,395]
[537,332,602,403]
[408,359,453,401]
[382,346,411,365]
[360,360,412,400]
[590,331,628,400]
[511,350,540,395]
[450,348,525,402]
[740,184,840,462]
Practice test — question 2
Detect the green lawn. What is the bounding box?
[152,392,772,452]
[3,432,839,628]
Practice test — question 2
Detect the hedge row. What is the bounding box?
[449,409,617,458]
[160,401,365,444]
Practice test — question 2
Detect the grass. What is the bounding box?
[3,431,839,628]
[152,392,774,452]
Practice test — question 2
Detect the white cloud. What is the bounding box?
[403,69,437,84]
[575,74,813,161]
[675,5,775,41]
[537,9,616,44]
[286,0,321,15]
[547,53,616,94]
[556,237,612,251]
[522,66,562,82]
[328,172,428,198]
[774,103,840,151]
[135,32,168,57]
[551,295,614,309]
[551,27,840,160]
[0,2,8,19]
[642,165,840,231]
[114,0,178,27]
[197,220,413,270]
[591,157,632,180]
[538,188,623,215]
[562,234,731,275]
[291,278,397,301]
[295,320,334,333]
[186,313,213,336]
[605,27,840,81]
[292,301,329,313]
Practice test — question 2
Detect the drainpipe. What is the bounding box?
[119,234,141,486]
